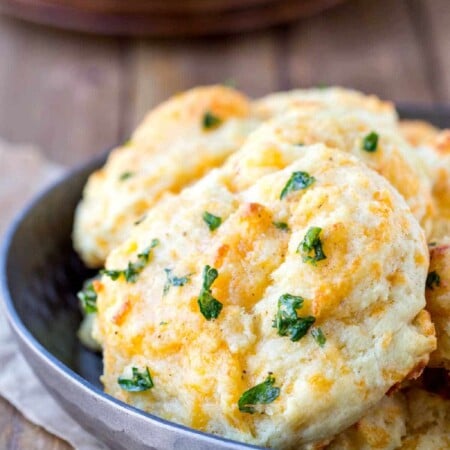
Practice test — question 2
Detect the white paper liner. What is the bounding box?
[0,140,107,450]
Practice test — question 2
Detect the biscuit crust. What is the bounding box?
[73,85,256,267]
[325,384,450,450]
[95,139,435,448]
[406,128,450,240]
[427,240,450,369]
[227,105,434,234]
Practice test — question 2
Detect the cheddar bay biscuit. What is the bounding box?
[326,393,407,450]
[227,106,434,234]
[391,119,450,370]
[253,87,398,126]
[73,85,257,267]
[94,139,435,448]
[427,239,450,369]
[324,385,450,450]
[401,387,450,449]
[411,130,450,240]
[400,120,439,148]
[74,87,435,269]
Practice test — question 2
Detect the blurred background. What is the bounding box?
[0,0,448,448]
[0,0,448,168]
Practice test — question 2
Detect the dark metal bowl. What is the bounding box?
[0,156,261,450]
[1,105,449,450]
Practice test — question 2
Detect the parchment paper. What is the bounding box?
[0,139,107,450]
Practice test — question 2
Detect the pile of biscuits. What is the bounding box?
[73,86,450,449]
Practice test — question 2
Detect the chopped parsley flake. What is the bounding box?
[118,367,154,392]
[273,221,289,231]
[311,328,326,347]
[197,265,223,320]
[203,211,222,231]
[119,171,134,181]
[297,227,326,265]
[426,271,441,290]
[163,268,191,295]
[238,374,280,414]
[102,239,159,283]
[362,131,379,152]
[202,111,222,130]
[273,294,316,341]
[77,279,97,314]
[134,214,147,226]
[280,171,316,200]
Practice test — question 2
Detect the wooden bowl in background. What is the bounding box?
[0,0,347,36]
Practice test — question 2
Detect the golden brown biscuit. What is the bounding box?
[399,120,439,147]
[253,87,397,126]
[427,239,450,369]
[226,106,434,235]
[324,382,450,450]
[401,387,450,449]
[408,129,450,240]
[326,393,407,450]
[73,85,257,267]
[94,138,435,449]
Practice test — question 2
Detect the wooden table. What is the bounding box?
[0,0,448,448]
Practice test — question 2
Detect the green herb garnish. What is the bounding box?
[202,111,222,130]
[297,227,326,265]
[362,131,379,152]
[238,374,280,414]
[273,294,315,341]
[203,211,222,231]
[102,239,159,283]
[163,268,191,295]
[101,269,121,280]
[77,280,97,314]
[273,221,289,231]
[426,271,441,290]
[311,327,326,347]
[118,367,154,392]
[134,214,147,226]
[197,265,223,320]
[280,171,316,200]
[119,171,134,181]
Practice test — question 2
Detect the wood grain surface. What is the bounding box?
[0,0,449,448]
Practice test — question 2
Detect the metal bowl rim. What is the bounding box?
[0,153,261,450]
